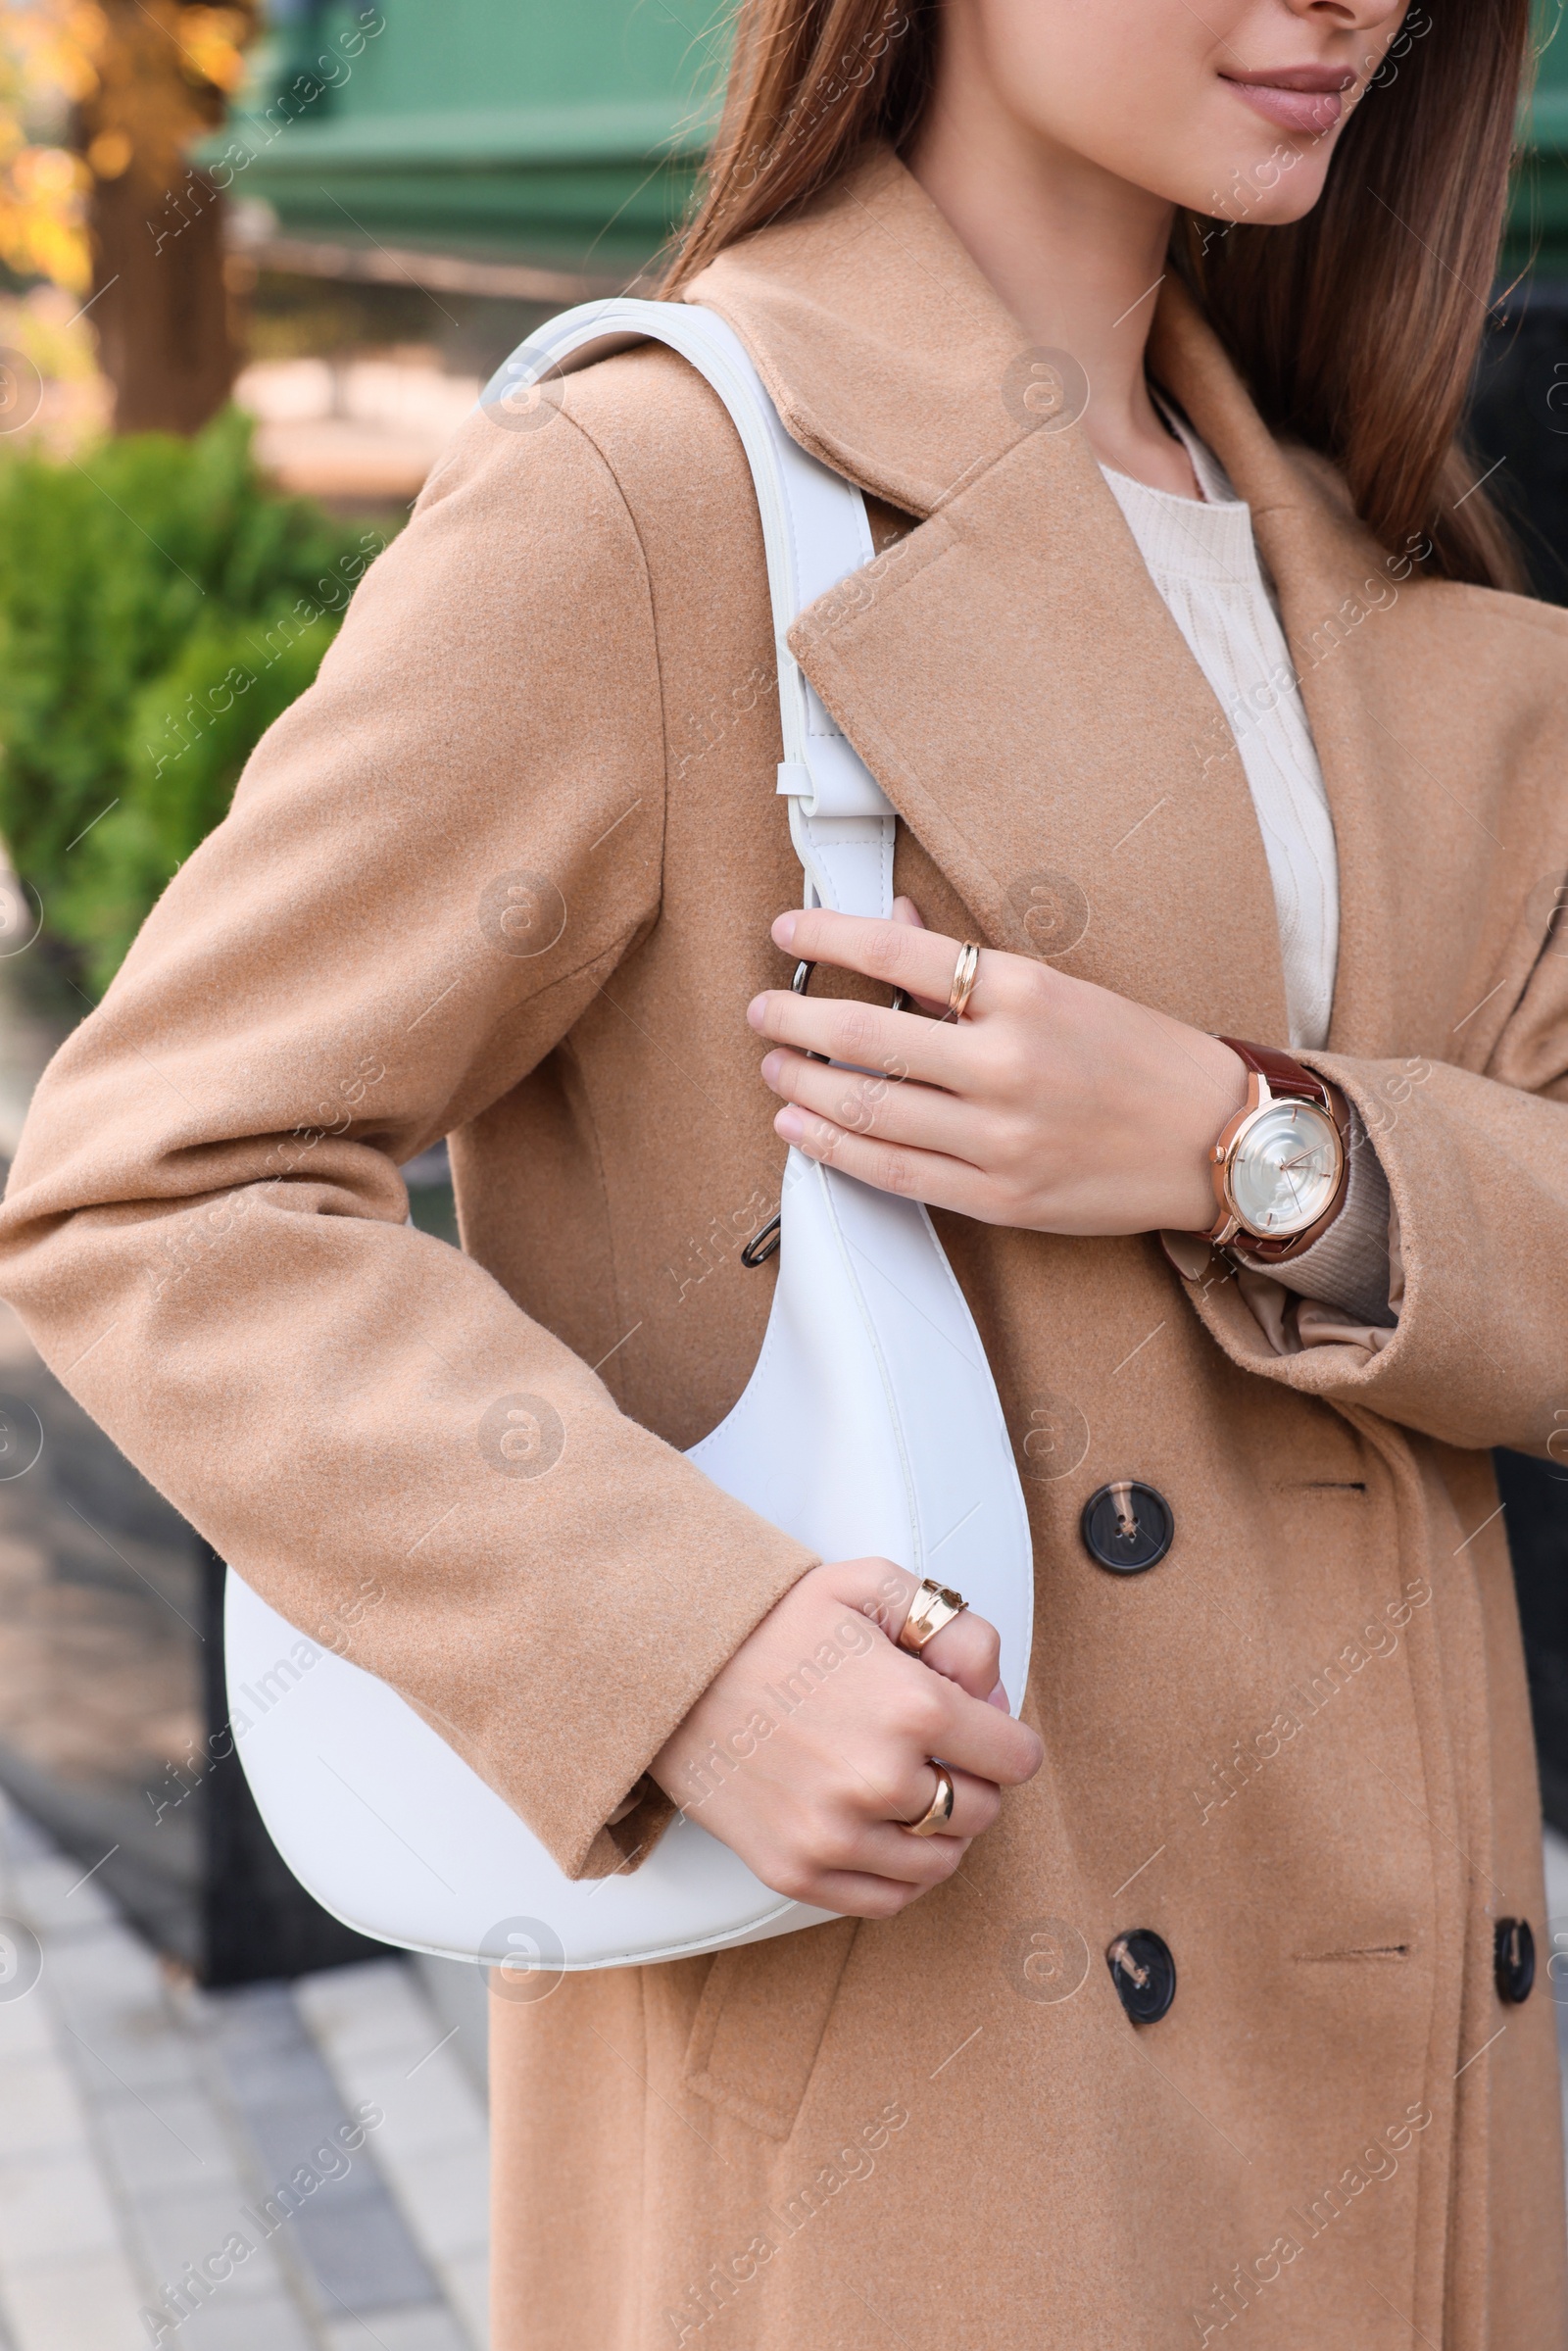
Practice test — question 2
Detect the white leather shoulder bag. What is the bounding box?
[225,302,1034,1974]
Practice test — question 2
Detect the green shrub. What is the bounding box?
[56,612,342,993]
[0,407,391,995]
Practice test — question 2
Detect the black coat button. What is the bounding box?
[1081,1481,1174,1574]
[1494,1917,1536,2004]
[1107,1929,1176,2023]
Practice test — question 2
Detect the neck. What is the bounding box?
[906,55,1200,498]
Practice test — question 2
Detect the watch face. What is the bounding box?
[1229,1101,1342,1238]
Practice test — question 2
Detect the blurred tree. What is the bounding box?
[0,1,256,432]
[0,3,96,291]
[74,1,257,432]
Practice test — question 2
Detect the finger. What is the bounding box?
[891,898,949,1017]
[770,1104,990,1219]
[760,1046,980,1158]
[917,1765,1000,1840]
[772,906,1001,1017]
[852,1821,972,1884]
[918,1679,1044,1788]
[810,1760,973,1890]
[876,1576,1003,1701]
[862,1751,999,1835]
[915,1609,1002,1704]
[788,1866,948,1918]
[749,982,964,1090]
[835,1763,1002,1881]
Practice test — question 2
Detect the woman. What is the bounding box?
[2,0,1564,2340]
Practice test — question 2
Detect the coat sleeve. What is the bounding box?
[0,397,817,1881]
[1163,922,1568,1457]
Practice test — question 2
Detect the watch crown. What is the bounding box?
[1210,1144,1225,1162]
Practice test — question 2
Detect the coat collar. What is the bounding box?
[684,149,1398,1052]
[685,144,1042,520]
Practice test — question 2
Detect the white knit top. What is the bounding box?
[1100,415,1340,1051]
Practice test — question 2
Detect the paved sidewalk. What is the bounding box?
[0,1793,488,2351]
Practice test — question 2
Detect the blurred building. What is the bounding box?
[222,0,717,282]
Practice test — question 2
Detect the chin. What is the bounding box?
[1169,147,1336,232]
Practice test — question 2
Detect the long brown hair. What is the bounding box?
[664,0,1530,589]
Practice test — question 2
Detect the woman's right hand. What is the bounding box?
[648,1558,1043,1918]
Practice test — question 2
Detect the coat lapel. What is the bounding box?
[690,152,1290,1041]
[795,424,1293,1039]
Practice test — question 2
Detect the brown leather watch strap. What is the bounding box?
[1217,1037,1326,1105]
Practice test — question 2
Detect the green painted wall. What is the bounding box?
[220,0,724,271]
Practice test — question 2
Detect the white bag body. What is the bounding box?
[225,302,1035,1972]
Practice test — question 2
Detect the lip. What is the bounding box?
[1219,66,1353,136]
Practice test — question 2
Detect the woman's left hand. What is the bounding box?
[749,901,1248,1238]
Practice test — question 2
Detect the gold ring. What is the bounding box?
[897,1579,968,1653]
[904,1765,956,1837]
[945,941,980,1022]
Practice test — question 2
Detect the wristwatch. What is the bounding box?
[1204,1038,1349,1263]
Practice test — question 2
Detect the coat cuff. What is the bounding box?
[593,1777,680,1879]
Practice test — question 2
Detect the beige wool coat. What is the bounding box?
[3,148,1568,2348]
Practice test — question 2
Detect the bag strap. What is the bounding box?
[481,300,896,922]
